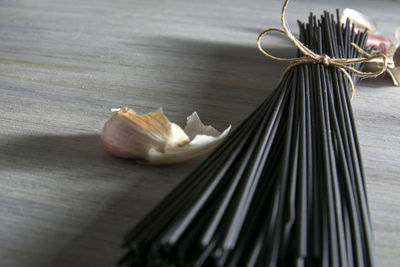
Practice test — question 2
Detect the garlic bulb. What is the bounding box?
[101,108,231,164]
[340,8,400,86]
[341,8,393,52]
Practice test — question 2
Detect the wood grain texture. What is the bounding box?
[0,0,399,266]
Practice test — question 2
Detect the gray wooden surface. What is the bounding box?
[0,0,399,266]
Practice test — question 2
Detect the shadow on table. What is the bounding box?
[1,133,202,267]
[358,75,396,88]
[122,35,295,130]
[2,134,201,172]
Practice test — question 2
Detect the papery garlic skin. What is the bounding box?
[101,108,190,160]
[341,8,377,32]
[184,112,221,139]
[146,125,231,165]
[144,112,231,164]
[102,108,231,164]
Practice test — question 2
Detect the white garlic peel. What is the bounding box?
[144,113,231,164]
[101,108,231,164]
[340,8,377,32]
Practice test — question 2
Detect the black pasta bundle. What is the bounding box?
[119,6,377,267]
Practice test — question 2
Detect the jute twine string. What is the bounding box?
[257,0,388,100]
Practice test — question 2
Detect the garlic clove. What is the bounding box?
[102,108,231,164]
[101,108,190,160]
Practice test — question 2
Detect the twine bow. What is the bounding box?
[257,0,388,100]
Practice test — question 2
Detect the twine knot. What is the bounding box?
[320,55,332,66]
[257,0,388,100]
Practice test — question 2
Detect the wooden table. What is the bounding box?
[0,0,399,266]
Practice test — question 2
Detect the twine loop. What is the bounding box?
[257,0,388,99]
